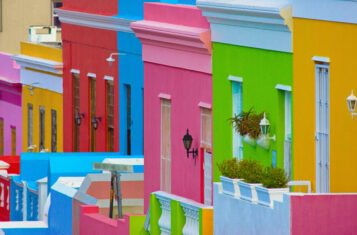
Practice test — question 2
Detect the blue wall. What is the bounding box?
[213,183,291,235]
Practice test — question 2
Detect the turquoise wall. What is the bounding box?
[212,42,293,181]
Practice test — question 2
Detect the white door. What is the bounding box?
[315,64,330,193]
[203,149,212,205]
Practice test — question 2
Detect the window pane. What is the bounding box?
[27,104,33,149]
[51,110,57,152]
[11,127,16,155]
[0,119,3,155]
[72,73,80,152]
[39,106,45,151]
[90,77,96,152]
[201,108,212,149]
[107,80,114,152]
[161,99,171,193]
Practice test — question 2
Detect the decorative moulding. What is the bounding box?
[104,75,114,81]
[87,73,96,78]
[158,93,172,100]
[312,56,330,64]
[131,21,212,74]
[198,102,212,109]
[11,55,63,75]
[54,8,134,33]
[228,75,243,83]
[70,69,80,74]
[275,84,291,92]
[197,0,292,52]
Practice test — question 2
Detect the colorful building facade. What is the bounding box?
[12,42,63,153]
[0,53,22,156]
[132,2,212,207]
[198,0,293,181]
[0,0,62,54]
[293,0,357,193]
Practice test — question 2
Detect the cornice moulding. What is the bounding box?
[131,21,211,55]
[54,8,134,33]
[197,0,292,52]
[12,55,63,75]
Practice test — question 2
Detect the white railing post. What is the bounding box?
[180,202,199,235]
[156,194,171,235]
[37,177,48,221]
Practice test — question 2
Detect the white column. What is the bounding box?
[180,202,199,235]
[22,181,27,221]
[37,177,48,221]
[156,194,171,235]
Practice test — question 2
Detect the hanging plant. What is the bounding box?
[229,107,264,139]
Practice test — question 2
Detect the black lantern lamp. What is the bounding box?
[182,129,198,164]
[92,116,102,130]
[75,113,85,126]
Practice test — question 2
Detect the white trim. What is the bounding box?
[54,8,134,33]
[228,75,243,83]
[312,56,330,64]
[11,55,63,75]
[21,68,63,94]
[87,73,96,78]
[275,84,292,92]
[158,93,171,100]
[197,0,292,52]
[198,102,212,110]
[104,75,114,81]
[70,69,80,74]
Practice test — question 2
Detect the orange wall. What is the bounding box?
[293,17,357,192]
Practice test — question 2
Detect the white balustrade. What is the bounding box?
[180,202,199,235]
[156,194,171,235]
[6,186,9,210]
[0,183,4,207]
[15,189,19,211]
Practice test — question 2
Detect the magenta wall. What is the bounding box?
[0,53,22,155]
[291,194,357,235]
[144,62,212,208]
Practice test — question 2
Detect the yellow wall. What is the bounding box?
[21,42,63,152]
[22,85,63,152]
[0,0,60,54]
[293,18,357,192]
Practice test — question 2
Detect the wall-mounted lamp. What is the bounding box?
[27,82,40,96]
[75,112,85,126]
[92,116,102,130]
[347,90,357,119]
[257,113,276,150]
[182,129,198,164]
[106,52,126,67]
[27,144,37,152]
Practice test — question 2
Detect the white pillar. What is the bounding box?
[156,194,171,235]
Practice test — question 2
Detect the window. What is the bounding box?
[106,80,114,152]
[52,0,62,28]
[232,81,243,160]
[0,119,3,155]
[284,91,292,179]
[72,73,80,152]
[126,85,132,155]
[161,99,171,193]
[0,0,2,32]
[11,127,16,155]
[27,104,33,150]
[200,108,212,149]
[39,106,45,151]
[51,110,57,152]
[90,76,96,152]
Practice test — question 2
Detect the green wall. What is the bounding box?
[212,42,293,182]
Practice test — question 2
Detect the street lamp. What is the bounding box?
[106,52,126,66]
[347,90,357,119]
[182,129,198,164]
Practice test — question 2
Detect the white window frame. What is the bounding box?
[230,76,243,160]
[160,98,171,193]
[200,107,212,149]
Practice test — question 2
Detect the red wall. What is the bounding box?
[0,175,10,221]
[62,23,119,152]
[291,194,357,235]
[62,0,117,15]
[0,156,20,174]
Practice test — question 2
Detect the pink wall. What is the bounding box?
[0,53,22,155]
[144,62,212,208]
[291,194,357,235]
[79,205,130,235]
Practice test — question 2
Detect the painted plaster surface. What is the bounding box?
[144,63,212,207]
[212,42,292,181]
[62,23,119,152]
[62,0,118,15]
[0,53,22,156]
[213,183,290,235]
[291,194,357,235]
[293,18,357,192]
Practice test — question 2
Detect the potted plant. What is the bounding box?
[237,159,263,203]
[229,108,264,146]
[217,158,242,197]
[256,167,289,207]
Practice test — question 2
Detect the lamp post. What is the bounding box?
[182,129,198,164]
[347,90,357,119]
